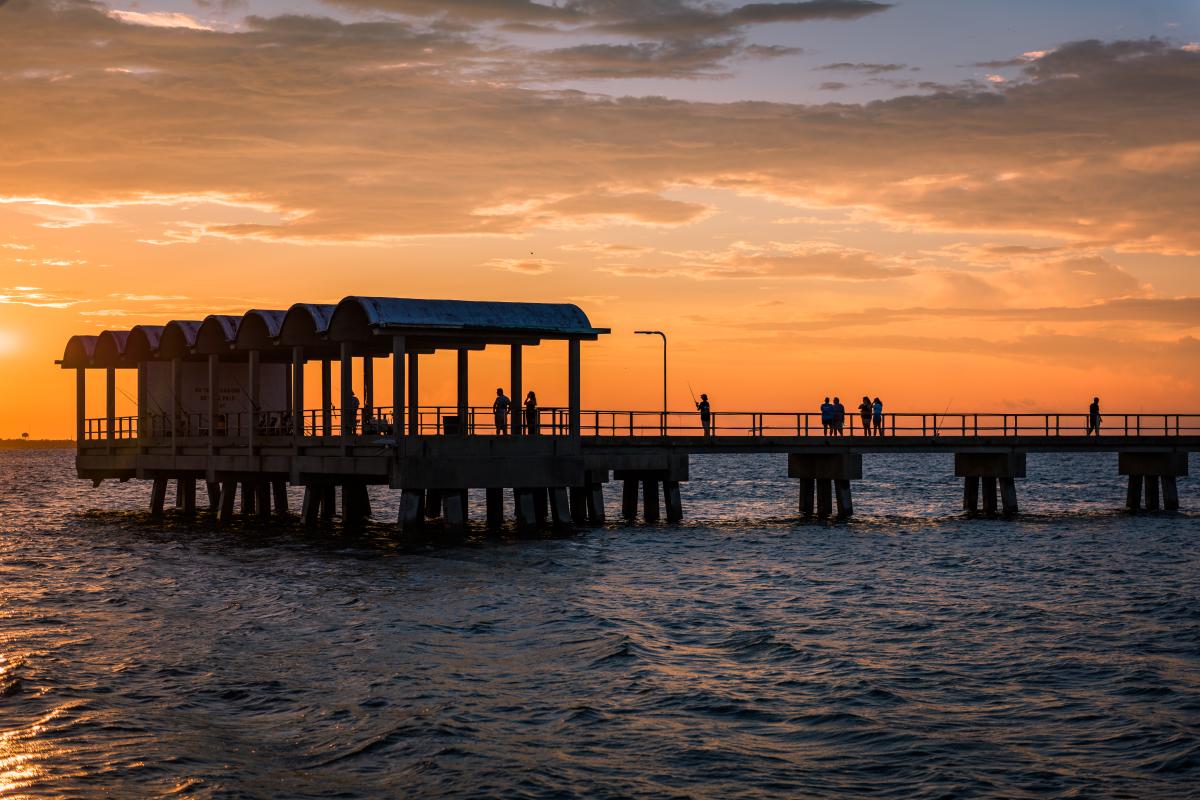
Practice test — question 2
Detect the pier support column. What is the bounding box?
[272,480,289,515]
[241,481,257,516]
[486,488,505,530]
[443,490,467,534]
[256,481,272,521]
[425,489,442,519]
[621,479,639,520]
[798,477,814,518]
[1119,452,1188,513]
[569,486,589,525]
[533,487,549,524]
[398,489,425,533]
[549,487,572,528]
[955,453,1025,518]
[587,483,606,524]
[302,485,320,526]
[149,477,168,518]
[206,481,220,511]
[321,485,336,520]
[963,476,979,513]
[982,477,998,516]
[513,489,536,533]
[642,479,661,522]
[816,480,833,519]
[834,479,853,519]
[789,454,861,521]
[180,478,197,516]
[664,480,683,523]
[218,480,237,525]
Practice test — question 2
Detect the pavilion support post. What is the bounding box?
[208,354,218,455]
[391,337,405,440]
[642,479,661,523]
[510,345,523,436]
[569,486,589,525]
[456,349,469,436]
[1162,476,1180,512]
[248,349,260,457]
[292,346,305,445]
[363,355,374,425]
[622,479,639,520]
[816,479,833,519]
[205,480,220,511]
[171,357,182,456]
[272,480,289,515]
[664,480,683,523]
[136,362,147,444]
[218,480,237,525]
[149,477,168,518]
[1144,475,1161,512]
[587,483,606,524]
[964,476,980,513]
[486,487,505,530]
[513,489,536,533]
[408,353,420,435]
[549,487,572,528]
[999,477,1018,516]
[75,368,86,446]
[982,476,998,516]
[321,359,332,437]
[568,338,581,437]
[105,367,116,451]
[340,341,354,439]
[834,479,853,519]
[798,478,815,518]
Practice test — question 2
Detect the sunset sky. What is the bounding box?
[2,0,1198,438]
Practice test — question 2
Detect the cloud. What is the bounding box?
[106,9,214,30]
[0,287,79,308]
[817,61,906,74]
[487,257,556,274]
[0,5,1197,253]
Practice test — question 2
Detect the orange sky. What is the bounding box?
[2,0,1198,438]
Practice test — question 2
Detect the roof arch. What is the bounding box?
[235,309,288,351]
[94,330,132,368]
[125,325,164,363]
[158,320,203,360]
[278,303,337,348]
[195,315,243,355]
[61,335,99,368]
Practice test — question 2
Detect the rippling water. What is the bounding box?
[1,449,1198,798]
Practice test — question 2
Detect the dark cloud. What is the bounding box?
[819,81,848,90]
[818,61,906,73]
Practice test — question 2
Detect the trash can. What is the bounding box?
[442,414,463,435]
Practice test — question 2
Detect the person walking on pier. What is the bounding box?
[832,397,846,436]
[696,393,711,436]
[1086,396,1102,436]
[872,396,884,436]
[344,391,360,435]
[493,388,511,435]
[858,396,873,436]
[524,390,540,435]
[820,397,833,436]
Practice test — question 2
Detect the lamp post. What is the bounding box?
[635,330,667,435]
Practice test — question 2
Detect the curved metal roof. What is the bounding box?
[157,320,203,359]
[235,309,288,350]
[126,325,164,362]
[278,303,337,347]
[195,315,243,354]
[94,330,132,367]
[61,335,99,368]
[329,296,605,341]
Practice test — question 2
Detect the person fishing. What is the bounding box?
[696,393,711,436]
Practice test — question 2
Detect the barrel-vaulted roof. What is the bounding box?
[60,297,608,367]
[328,297,607,342]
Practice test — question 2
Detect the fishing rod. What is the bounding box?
[933,397,953,438]
[687,381,698,408]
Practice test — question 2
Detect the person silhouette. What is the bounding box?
[832,396,846,437]
[872,396,884,436]
[1086,396,1102,436]
[493,388,510,435]
[524,390,539,435]
[858,396,873,437]
[344,391,360,435]
[820,396,833,436]
[696,393,711,436]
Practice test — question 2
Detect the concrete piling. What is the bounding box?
[621,479,638,520]
[642,479,661,522]
[1145,475,1161,511]
[586,483,606,524]
[790,454,861,521]
[999,477,1018,516]
[816,479,833,518]
[513,488,537,532]
[982,477,998,516]
[205,481,220,511]
[569,486,589,524]
[150,476,168,517]
[1119,452,1187,513]
[272,480,289,515]
[549,487,572,528]
[963,476,979,513]
[834,479,853,518]
[956,452,1024,518]
[798,477,815,518]
[218,480,237,525]
[398,489,425,533]
[664,480,683,523]
[486,487,505,529]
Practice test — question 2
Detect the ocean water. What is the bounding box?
[0,448,1197,799]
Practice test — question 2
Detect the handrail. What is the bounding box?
[79,409,1200,441]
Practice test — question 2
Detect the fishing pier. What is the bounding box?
[60,296,1197,532]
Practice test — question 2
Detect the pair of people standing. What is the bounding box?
[858,396,885,436]
[820,397,845,435]
[492,388,540,435]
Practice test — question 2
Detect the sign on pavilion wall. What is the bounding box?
[143,362,289,418]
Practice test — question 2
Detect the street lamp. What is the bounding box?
[634,330,666,435]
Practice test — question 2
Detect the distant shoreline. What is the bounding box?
[0,440,76,450]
